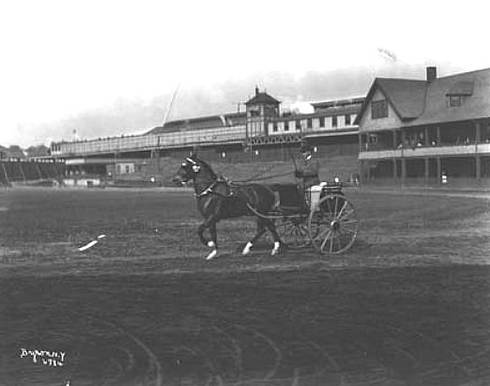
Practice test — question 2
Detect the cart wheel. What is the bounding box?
[308,193,358,255]
[276,215,310,249]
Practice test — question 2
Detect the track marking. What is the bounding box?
[69,312,164,386]
[211,324,245,385]
[225,322,282,382]
[308,341,346,386]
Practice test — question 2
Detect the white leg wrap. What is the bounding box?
[242,241,253,255]
[271,241,280,256]
[207,241,216,248]
[205,249,217,261]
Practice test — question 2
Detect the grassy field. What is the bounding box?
[0,186,489,385]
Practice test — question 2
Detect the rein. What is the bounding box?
[235,170,294,183]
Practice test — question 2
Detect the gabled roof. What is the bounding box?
[147,112,247,135]
[356,67,490,127]
[356,78,427,123]
[245,87,281,106]
[414,68,490,126]
[311,96,365,109]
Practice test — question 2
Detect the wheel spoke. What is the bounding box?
[338,208,355,220]
[313,225,331,242]
[340,225,357,235]
[336,200,348,219]
[320,230,332,251]
[334,233,342,252]
[333,196,339,216]
[329,230,335,253]
[339,219,358,225]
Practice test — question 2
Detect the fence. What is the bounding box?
[0,161,65,185]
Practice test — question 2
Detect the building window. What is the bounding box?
[284,121,289,131]
[307,118,312,129]
[319,117,325,128]
[273,123,278,132]
[447,95,462,107]
[295,120,301,131]
[371,100,388,119]
[332,116,338,127]
[345,114,351,125]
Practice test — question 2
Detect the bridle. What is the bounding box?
[183,158,233,199]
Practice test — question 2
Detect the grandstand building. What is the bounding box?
[50,88,364,183]
[357,67,490,185]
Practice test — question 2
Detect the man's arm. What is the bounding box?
[302,160,319,177]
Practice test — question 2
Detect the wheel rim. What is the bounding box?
[309,193,358,255]
[276,216,310,249]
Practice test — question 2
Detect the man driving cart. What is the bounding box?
[295,142,321,208]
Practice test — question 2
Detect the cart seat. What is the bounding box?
[267,183,304,208]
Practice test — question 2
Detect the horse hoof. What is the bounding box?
[271,241,281,256]
[242,241,253,256]
[205,250,217,260]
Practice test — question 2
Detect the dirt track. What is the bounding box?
[0,187,489,385]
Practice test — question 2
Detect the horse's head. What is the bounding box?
[172,156,216,186]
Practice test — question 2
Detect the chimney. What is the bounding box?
[426,67,437,83]
[255,86,259,96]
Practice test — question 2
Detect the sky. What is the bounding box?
[0,0,489,148]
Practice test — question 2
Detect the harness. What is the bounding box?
[194,176,235,199]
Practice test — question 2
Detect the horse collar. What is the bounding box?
[194,176,232,199]
[195,180,218,198]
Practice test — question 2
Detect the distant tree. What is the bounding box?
[26,144,49,158]
[0,145,7,159]
[7,145,26,159]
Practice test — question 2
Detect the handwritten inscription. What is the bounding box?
[20,348,66,367]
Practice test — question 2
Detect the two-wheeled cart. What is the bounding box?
[251,181,359,255]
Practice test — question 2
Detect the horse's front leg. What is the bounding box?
[197,218,218,261]
[205,222,218,261]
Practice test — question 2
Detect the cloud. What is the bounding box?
[2,61,477,148]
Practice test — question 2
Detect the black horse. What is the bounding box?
[172,155,281,260]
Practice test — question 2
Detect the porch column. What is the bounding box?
[436,157,442,184]
[476,156,481,182]
[393,130,397,149]
[401,158,407,185]
[424,127,429,146]
[475,120,481,143]
[359,160,365,183]
[424,158,430,186]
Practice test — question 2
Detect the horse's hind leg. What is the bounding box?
[263,219,281,256]
[242,218,266,255]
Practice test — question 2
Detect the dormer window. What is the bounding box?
[446,81,474,108]
[447,95,462,107]
[371,99,388,119]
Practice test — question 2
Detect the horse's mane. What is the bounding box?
[193,156,217,179]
